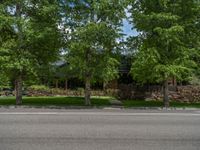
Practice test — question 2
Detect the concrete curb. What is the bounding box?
[0,105,200,111]
[0,105,124,110]
[123,107,200,111]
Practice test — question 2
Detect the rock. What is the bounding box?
[109,99,122,106]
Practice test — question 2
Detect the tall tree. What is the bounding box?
[129,0,199,107]
[65,0,126,105]
[0,0,61,104]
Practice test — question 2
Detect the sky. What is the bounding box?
[122,10,139,39]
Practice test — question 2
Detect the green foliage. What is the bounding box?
[68,22,120,83]
[129,0,199,84]
[0,73,10,87]
[65,1,126,84]
[0,0,61,81]
[28,85,50,91]
[76,88,84,93]
[62,0,127,104]
[123,100,200,108]
[0,96,111,106]
[189,75,200,86]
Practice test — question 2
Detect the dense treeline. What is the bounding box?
[0,0,199,106]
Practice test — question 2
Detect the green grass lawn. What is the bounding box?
[123,100,200,108]
[1,96,200,108]
[0,96,111,106]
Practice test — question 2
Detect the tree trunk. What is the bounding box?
[173,76,177,87]
[163,80,169,107]
[15,74,23,105]
[85,76,91,106]
[15,2,23,105]
[55,79,58,89]
[65,79,68,91]
[103,81,107,91]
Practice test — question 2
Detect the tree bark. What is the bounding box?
[55,79,58,89]
[15,74,23,105]
[163,80,169,107]
[65,79,68,91]
[103,81,107,91]
[85,76,91,106]
[173,76,177,87]
[15,2,23,105]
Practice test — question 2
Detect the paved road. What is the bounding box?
[0,109,200,150]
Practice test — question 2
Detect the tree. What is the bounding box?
[0,73,10,89]
[179,0,200,81]
[129,0,199,107]
[0,0,61,104]
[65,0,126,105]
[68,23,120,105]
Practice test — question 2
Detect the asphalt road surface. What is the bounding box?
[0,108,200,150]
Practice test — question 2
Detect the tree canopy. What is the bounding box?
[129,0,200,106]
[0,0,61,104]
[0,0,199,107]
[64,0,126,105]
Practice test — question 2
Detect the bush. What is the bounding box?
[117,84,134,100]
[189,75,200,85]
[76,88,84,95]
[104,89,118,97]
[0,86,12,91]
[28,85,50,91]
[51,88,67,95]
[116,84,150,100]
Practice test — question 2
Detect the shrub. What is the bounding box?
[105,89,118,97]
[76,88,84,95]
[116,84,149,100]
[0,86,12,91]
[28,85,50,91]
[189,75,200,85]
[51,88,67,95]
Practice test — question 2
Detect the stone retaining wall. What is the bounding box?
[149,86,200,103]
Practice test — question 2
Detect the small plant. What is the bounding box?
[28,85,50,91]
[76,88,85,95]
[0,86,12,91]
[189,75,200,85]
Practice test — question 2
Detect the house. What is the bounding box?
[51,56,133,90]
